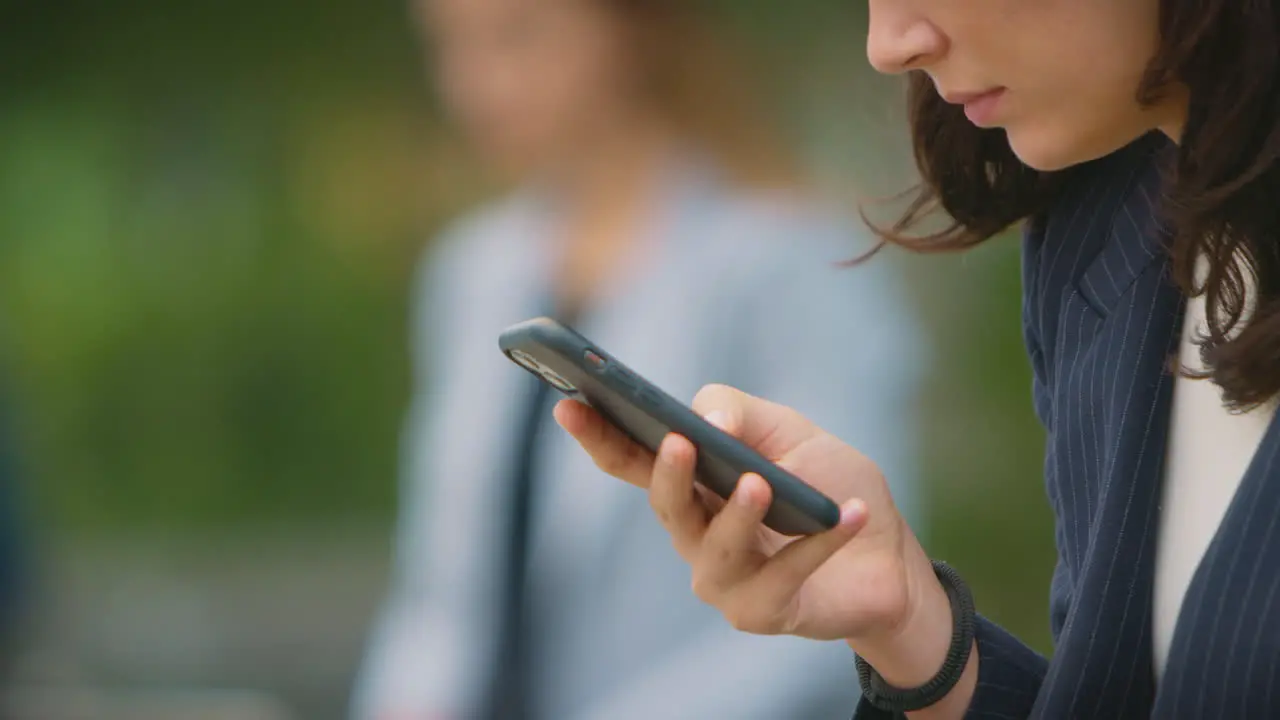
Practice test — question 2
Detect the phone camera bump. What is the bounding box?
[541,370,577,394]
[510,349,541,373]
[510,349,576,394]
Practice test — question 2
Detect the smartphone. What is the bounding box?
[499,317,841,536]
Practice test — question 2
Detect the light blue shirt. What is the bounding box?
[352,156,929,719]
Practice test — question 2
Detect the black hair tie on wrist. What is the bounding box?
[855,560,976,714]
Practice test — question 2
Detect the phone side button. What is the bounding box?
[584,350,607,371]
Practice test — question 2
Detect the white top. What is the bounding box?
[1153,260,1277,681]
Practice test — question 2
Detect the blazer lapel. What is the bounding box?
[1030,134,1186,718]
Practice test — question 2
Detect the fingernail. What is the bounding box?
[659,434,689,467]
[658,435,677,464]
[705,410,729,430]
[840,499,867,527]
[738,474,769,509]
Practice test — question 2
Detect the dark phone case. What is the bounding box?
[499,317,841,536]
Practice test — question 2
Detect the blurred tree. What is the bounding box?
[0,0,483,532]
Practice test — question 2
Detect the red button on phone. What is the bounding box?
[584,350,606,370]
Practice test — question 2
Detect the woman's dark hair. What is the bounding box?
[877,0,1280,410]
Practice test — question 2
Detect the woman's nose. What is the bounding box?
[866,4,947,75]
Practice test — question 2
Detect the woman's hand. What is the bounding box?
[556,382,978,716]
[553,384,944,649]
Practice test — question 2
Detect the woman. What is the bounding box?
[351,0,927,718]
[559,0,1280,718]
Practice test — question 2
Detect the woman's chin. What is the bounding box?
[1005,125,1147,174]
[1005,130,1091,173]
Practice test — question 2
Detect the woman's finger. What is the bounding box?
[690,473,771,600]
[748,499,868,608]
[648,433,710,558]
[554,399,654,487]
[692,384,749,437]
[693,384,816,461]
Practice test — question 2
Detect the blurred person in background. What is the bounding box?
[351,0,927,718]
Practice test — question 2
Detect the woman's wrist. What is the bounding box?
[846,545,980,718]
[847,552,954,687]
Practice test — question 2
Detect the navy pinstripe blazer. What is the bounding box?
[856,132,1280,719]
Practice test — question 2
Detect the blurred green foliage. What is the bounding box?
[1,0,459,531]
[1,0,1055,653]
[905,244,1056,655]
